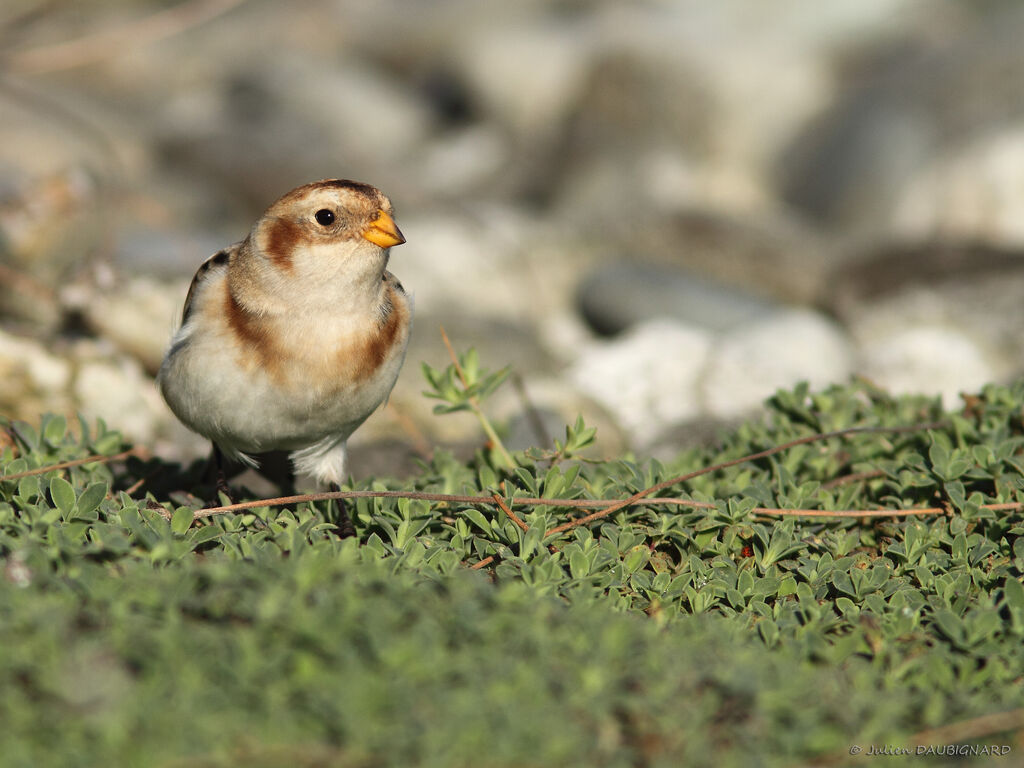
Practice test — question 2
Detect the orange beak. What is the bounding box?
[362,210,405,249]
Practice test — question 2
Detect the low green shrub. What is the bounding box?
[2,375,1023,766]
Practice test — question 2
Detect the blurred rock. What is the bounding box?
[82,276,181,374]
[829,243,1024,354]
[154,45,437,210]
[859,325,996,409]
[113,225,230,279]
[569,208,834,312]
[414,125,509,197]
[2,0,1023,461]
[492,373,628,457]
[777,3,1024,241]
[576,262,783,337]
[826,243,1024,319]
[0,166,103,328]
[0,329,73,420]
[838,262,1024,406]
[569,320,713,446]
[456,24,591,146]
[891,128,1024,247]
[701,309,854,418]
[397,206,574,325]
[71,342,167,445]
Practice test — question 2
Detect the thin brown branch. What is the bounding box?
[186,488,970,524]
[469,555,495,570]
[491,493,529,532]
[753,506,944,519]
[7,0,247,75]
[543,423,945,537]
[910,707,1024,746]
[0,447,142,482]
[190,490,713,520]
[123,477,147,496]
[177,422,962,532]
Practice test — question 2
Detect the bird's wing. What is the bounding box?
[180,242,240,325]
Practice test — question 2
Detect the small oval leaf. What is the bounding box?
[49,476,76,514]
[171,506,195,534]
[76,481,109,517]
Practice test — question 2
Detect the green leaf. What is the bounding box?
[831,571,856,599]
[92,429,123,455]
[17,475,40,501]
[43,415,67,446]
[777,575,798,597]
[76,482,109,517]
[931,609,965,646]
[757,619,780,647]
[1003,577,1024,611]
[171,507,194,534]
[49,476,76,514]
[460,508,492,536]
[569,548,592,579]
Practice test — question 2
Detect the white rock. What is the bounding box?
[0,329,73,416]
[568,320,713,445]
[891,127,1024,247]
[859,325,996,408]
[81,277,181,373]
[844,282,1017,406]
[72,346,166,444]
[702,310,854,417]
[0,332,71,393]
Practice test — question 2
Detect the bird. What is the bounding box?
[157,179,411,535]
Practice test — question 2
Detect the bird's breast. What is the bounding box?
[221,278,411,405]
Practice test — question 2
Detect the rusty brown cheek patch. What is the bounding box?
[262,217,303,272]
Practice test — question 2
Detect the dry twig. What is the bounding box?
[185,489,956,522]
[180,423,962,529]
[910,707,1024,746]
[491,493,529,533]
[542,423,945,537]
[0,447,142,482]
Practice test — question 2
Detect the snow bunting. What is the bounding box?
[158,179,411,520]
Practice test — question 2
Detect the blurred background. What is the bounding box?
[3,0,1024,474]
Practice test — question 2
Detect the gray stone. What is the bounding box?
[576,263,783,337]
[776,4,1024,240]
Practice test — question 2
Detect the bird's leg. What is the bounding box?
[209,444,235,503]
[329,482,356,539]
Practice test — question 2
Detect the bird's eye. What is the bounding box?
[314,209,335,226]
